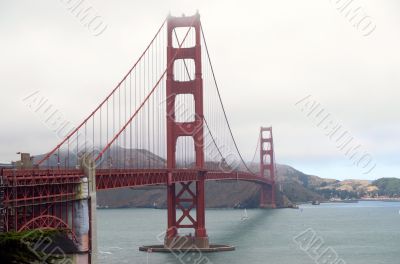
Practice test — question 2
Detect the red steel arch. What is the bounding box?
[18,214,77,243]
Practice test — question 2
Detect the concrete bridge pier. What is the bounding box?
[72,154,97,264]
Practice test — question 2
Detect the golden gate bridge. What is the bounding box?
[0,12,276,258]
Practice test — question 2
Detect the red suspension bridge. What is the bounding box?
[0,13,276,254]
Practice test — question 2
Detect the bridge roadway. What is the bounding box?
[0,168,272,207]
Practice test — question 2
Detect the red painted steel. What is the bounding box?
[165,13,207,239]
[0,14,277,246]
[0,166,275,238]
[1,168,272,194]
[19,214,78,243]
[36,19,168,166]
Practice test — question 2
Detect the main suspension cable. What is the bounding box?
[172,29,226,162]
[37,18,167,166]
[96,19,196,161]
[200,23,256,175]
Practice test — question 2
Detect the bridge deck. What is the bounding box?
[0,168,272,207]
[1,168,272,187]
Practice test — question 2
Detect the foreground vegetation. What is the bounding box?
[0,229,63,264]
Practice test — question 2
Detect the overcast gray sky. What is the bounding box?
[0,0,399,180]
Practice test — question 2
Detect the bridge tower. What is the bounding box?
[259,127,276,208]
[165,13,208,248]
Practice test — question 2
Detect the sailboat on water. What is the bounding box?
[241,208,249,220]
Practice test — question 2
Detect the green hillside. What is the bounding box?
[373,178,400,197]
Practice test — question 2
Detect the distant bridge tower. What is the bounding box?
[259,127,276,208]
[165,13,208,248]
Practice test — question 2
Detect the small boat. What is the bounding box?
[342,199,358,203]
[329,198,358,203]
[241,209,249,220]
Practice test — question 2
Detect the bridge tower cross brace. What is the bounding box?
[259,127,276,208]
[165,13,208,248]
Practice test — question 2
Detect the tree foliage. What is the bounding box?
[373,178,400,197]
[0,229,64,264]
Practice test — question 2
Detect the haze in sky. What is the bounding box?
[0,0,399,180]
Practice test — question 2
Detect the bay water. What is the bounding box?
[97,201,400,264]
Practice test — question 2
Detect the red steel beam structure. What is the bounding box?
[1,169,273,197]
[165,13,208,244]
[0,14,277,245]
[0,168,79,238]
[0,166,275,235]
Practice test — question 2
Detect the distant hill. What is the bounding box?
[97,161,400,208]
[97,163,326,209]
[31,147,166,169]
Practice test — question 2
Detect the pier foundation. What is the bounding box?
[72,154,97,264]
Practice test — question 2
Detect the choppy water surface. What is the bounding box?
[97,201,400,264]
